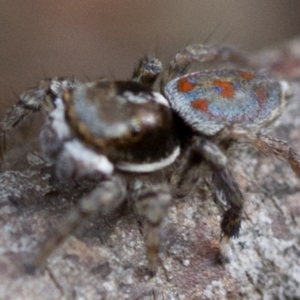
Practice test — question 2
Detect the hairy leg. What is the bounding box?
[0,77,79,163]
[181,137,245,262]
[132,56,163,87]
[133,182,172,275]
[159,44,250,90]
[25,175,126,274]
[169,146,204,198]
[231,128,300,177]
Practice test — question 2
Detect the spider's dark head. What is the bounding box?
[63,80,180,173]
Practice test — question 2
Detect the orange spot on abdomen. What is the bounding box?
[238,71,254,80]
[213,80,235,98]
[178,77,196,92]
[192,98,209,112]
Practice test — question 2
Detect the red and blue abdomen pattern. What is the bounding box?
[164,69,283,135]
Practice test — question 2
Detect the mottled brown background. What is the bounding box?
[1,0,300,115]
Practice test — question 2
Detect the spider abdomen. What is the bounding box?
[165,69,290,135]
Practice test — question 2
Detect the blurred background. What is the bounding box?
[1,0,300,114]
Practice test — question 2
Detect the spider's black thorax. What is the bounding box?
[63,80,180,173]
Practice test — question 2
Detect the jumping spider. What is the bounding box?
[0,44,298,276]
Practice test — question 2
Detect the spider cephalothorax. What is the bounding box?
[0,43,298,275]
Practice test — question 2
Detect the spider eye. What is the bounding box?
[130,123,141,136]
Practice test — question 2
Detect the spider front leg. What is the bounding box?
[133,183,172,275]
[25,175,126,274]
[231,128,300,177]
[0,77,79,163]
[132,56,163,87]
[181,137,245,262]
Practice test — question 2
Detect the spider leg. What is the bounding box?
[185,137,244,262]
[133,183,172,275]
[169,145,204,198]
[0,77,79,164]
[25,175,126,274]
[0,90,44,162]
[159,44,250,90]
[231,128,300,177]
[132,56,163,87]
